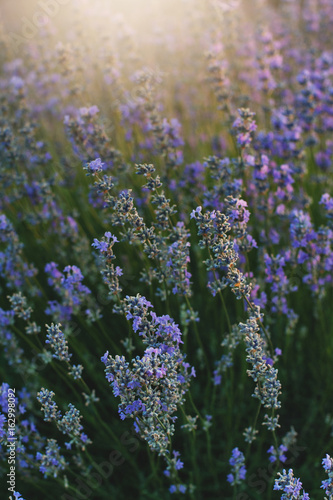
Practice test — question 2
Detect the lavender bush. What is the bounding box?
[1,0,333,498]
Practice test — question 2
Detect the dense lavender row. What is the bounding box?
[1,0,333,498]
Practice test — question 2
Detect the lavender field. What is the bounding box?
[1,0,333,498]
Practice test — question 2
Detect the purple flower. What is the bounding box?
[321,454,333,496]
[274,469,309,499]
[268,444,288,463]
[227,447,246,485]
[13,493,26,500]
[85,158,104,175]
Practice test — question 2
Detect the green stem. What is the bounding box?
[218,289,232,333]
[185,296,210,378]
[245,400,261,461]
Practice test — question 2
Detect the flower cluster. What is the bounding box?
[227,447,247,486]
[274,469,310,499]
[36,439,67,479]
[45,263,92,321]
[0,214,37,293]
[321,454,333,497]
[241,315,281,413]
[190,206,251,298]
[64,106,124,172]
[102,295,194,456]
[213,324,243,385]
[92,231,122,296]
[163,450,187,495]
[37,389,90,451]
[267,444,288,464]
[232,108,257,149]
[45,323,71,362]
